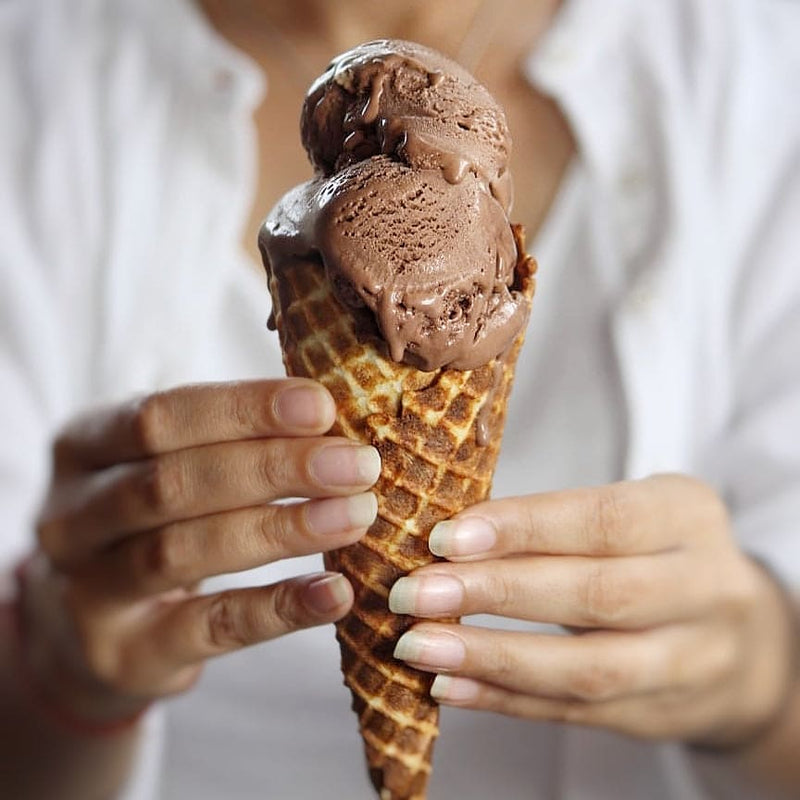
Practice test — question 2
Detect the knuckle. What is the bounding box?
[580,565,632,627]
[230,387,269,434]
[483,641,518,683]
[140,526,190,587]
[140,457,185,515]
[270,581,306,631]
[587,486,630,554]
[131,393,171,455]
[205,592,249,651]
[253,505,286,553]
[253,504,308,562]
[256,444,290,497]
[567,659,627,702]
[482,572,514,614]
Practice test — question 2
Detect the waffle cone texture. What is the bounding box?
[265,225,536,799]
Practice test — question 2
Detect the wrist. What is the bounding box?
[12,553,151,737]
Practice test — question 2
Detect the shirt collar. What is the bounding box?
[524,0,631,182]
[524,0,657,278]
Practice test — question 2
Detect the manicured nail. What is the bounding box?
[429,518,496,558]
[394,630,466,670]
[310,445,381,487]
[388,575,464,616]
[430,675,480,703]
[274,385,333,429]
[304,573,351,614]
[305,493,378,535]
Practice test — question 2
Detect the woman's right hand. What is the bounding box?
[22,379,379,725]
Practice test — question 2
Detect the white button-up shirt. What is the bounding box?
[1,0,799,798]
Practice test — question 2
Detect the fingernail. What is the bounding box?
[388,575,464,616]
[305,493,378,535]
[430,675,480,703]
[429,518,496,558]
[394,630,466,670]
[274,385,333,429]
[304,573,351,614]
[310,445,381,487]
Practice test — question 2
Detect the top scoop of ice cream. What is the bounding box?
[301,39,513,210]
[260,39,531,371]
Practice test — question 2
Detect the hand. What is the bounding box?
[389,475,797,746]
[22,380,380,723]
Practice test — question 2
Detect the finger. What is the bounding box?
[148,572,353,668]
[85,493,378,598]
[427,672,730,741]
[427,475,728,560]
[39,438,381,564]
[393,622,735,702]
[389,551,726,628]
[54,379,337,470]
[424,676,646,735]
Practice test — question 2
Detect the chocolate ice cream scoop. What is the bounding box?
[301,39,512,207]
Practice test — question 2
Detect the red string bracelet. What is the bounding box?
[9,554,150,738]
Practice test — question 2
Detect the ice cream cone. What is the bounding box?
[263,224,536,800]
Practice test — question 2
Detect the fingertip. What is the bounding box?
[428,517,497,560]
[303,492,377,537]
[428,520,454,557]
[273,381,337,433]
[358,446,381,487]
[309,444,381,489]
[302,572,353,618]
[349,491,379,529]
[314,383,337,431]
[430,675,481,704]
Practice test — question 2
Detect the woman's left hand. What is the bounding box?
[388,475,796,746]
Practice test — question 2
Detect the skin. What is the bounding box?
[2,1,798,798]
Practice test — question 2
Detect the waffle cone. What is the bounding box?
[265,225,536,799]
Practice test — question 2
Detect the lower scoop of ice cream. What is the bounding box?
[261,154,529,371]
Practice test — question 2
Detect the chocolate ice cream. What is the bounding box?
[261,39,530,372]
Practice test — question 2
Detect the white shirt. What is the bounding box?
[1,1,799,799]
